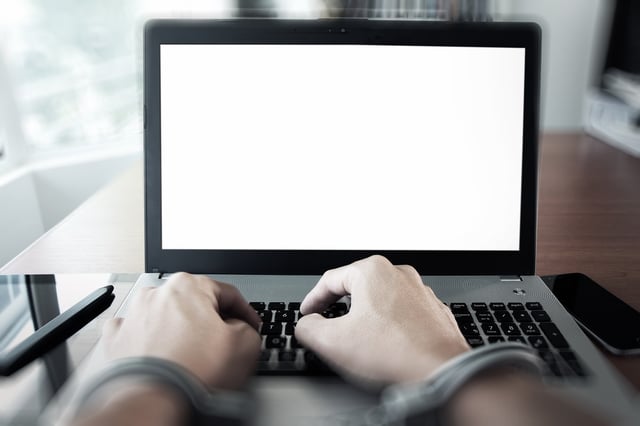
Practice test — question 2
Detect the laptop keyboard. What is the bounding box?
[251,300,588,379]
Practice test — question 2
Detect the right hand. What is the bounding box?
[295,255,470,386]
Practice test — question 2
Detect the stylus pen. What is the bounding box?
[0,285,115,376]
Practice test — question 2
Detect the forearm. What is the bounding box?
[447,369,609,426]
[70,382,188,426]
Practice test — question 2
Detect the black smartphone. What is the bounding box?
[541,273,640,355]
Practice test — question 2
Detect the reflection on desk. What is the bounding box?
[0,274,134,425]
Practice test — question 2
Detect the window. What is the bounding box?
[1,2,141,160]
[0,275,30,355]
[1,1,488,170]
[0,1,234,166]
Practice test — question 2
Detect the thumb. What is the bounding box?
[224,318,261,353]
[295,313,346,357]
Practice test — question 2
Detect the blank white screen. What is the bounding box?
[160,44,524,250]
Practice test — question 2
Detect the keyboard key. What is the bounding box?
[466,336,484,347]
[288,302,301,310]
[304,351,331,373]
[476,312,494,323]
[508,302,525,311]
[331,302,348,314]
[454,313,474,324]
[494,311,514,323]
[559,350,587,377]
[481,322,501,336]
[459,323,480,336]
[507,336,526,344]
[261,322,283,335]
[257,310,272,322]
[489,302,506,311]
[471,302,488,311]
[250,302,266,311]
[540,323,569,348]
[322,310,339,318]
[527,335,548,349]
[531,310,550,322]
[278,350,297,362]
[268,302,286,311]
[259,350,271,362]
[275,310,296,323]
[525,302,542,310]
[513,311,533,323]
[520,323,541,335]
[538,350,564,377]
[284,323,295,335]
[450,303,469,314]
[265,335,286,349]
[488,336,505,343]
[501,323,521,336]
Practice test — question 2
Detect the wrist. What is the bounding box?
[447,367,611,426]
[446,367,541,426]
[377,343,544,426]
[394,342,471,385]
[73,379,188,426]
[70,357,254,426]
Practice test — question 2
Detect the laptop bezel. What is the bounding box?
[143,19,540,275]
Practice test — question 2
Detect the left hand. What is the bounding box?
[100,273,261,390]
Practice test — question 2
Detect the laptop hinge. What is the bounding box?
[499,275,523,282]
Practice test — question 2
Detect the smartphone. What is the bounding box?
[541,273,640,355]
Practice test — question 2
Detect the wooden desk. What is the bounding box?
[1,133,639,389]
[536,133,640,388]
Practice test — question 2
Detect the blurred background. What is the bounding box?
[0,0,638,268]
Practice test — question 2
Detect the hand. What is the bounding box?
[295,255,469,386]
[101,273,261,390]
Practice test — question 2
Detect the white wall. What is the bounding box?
[0,151,139,268]
[31,154,138,230]
[0,172,45,267]
[497,0,614,131]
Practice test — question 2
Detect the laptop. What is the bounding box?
[122,19,638,425]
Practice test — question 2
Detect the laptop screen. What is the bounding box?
[159,44,525,252]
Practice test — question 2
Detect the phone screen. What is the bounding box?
[543,273,640,351]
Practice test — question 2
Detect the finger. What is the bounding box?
[211,281,261,331]
[295,313,347,355]
[225,319,261,352]
[225,318,262,354]
[300,265,355,315]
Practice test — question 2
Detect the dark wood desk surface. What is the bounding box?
[536,133,640,388]
[1,132,639,389]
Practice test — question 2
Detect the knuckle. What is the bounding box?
[171,271,191,281]
[102,317,123,335]
[355,255,391,277]
[368,254,390,266]
[398,264,421,279]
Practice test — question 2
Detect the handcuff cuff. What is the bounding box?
[71,343,543,426]
[72,357,252,426]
